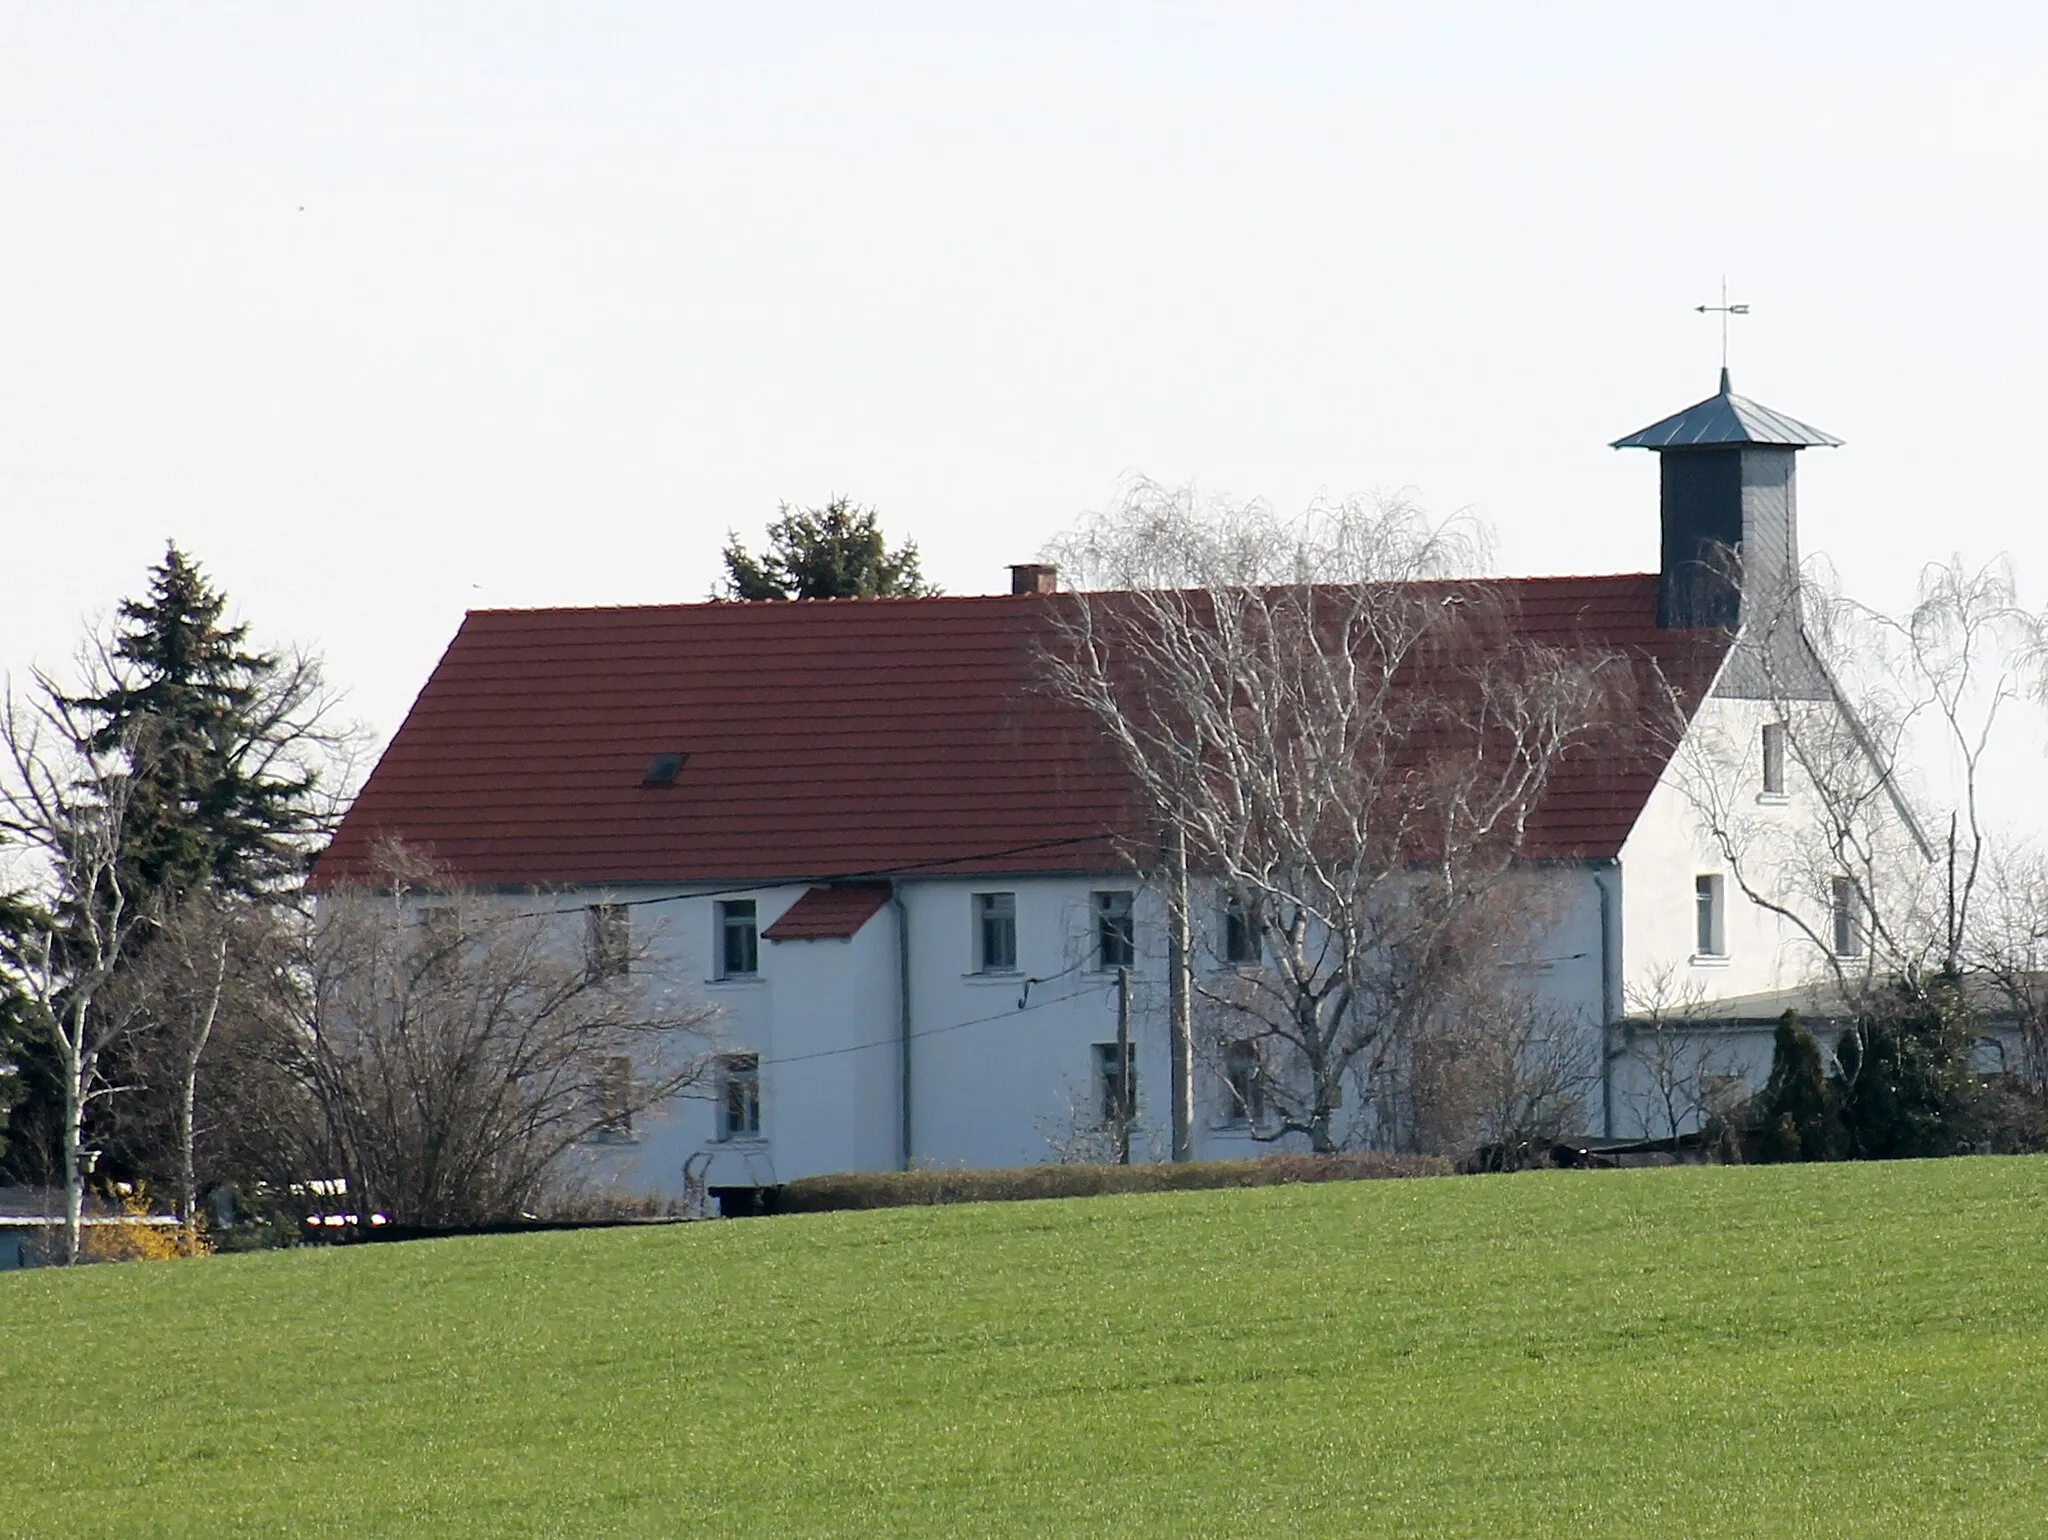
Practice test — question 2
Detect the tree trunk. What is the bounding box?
[1115,965,1132,1166]
[61,1027,85,1266]
[1167,823,1193,1162]
[178,1077,197,1251]
[178,937,228,1253]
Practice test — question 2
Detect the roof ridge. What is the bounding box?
[465,571,1662,623]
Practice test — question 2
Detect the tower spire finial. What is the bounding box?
[1696,276,1749,386]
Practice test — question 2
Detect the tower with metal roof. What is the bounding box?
[1613,368,1841,635]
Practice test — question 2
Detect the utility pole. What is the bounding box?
[1115,965,1133,1166]
[1167,821,1194,1162]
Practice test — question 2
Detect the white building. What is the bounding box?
[318,373,1898,1199]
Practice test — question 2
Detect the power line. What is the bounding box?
[510,830,1120,920]
[760,980,1112,1068]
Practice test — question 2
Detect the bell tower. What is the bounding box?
[1612,368,1841,633]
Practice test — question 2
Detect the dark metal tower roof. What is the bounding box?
[1611,369,1843,451]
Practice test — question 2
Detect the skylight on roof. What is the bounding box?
[643,751,687,786]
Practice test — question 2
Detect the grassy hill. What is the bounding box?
[4,1159,2047,1538]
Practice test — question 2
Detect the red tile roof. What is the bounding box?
[763,884,895,941]
[315,576,1731,889]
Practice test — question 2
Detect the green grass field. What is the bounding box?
[4,1159,2047,1538]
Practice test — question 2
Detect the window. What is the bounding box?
[1221,1040,1265,1126]
[1093,1042,1137,1125]
[1831,877,1865,958]
[416,905,460,975]
[1694,875,1726,958]
[1222,892,1260,966]
[717,1053,761,1140]
[586,904,630,980]
[974,892,1017,973]
[595,1055,634,1140]
[717,900,759,978]
[1761,722,1788,796]
[1093,890,1136,970]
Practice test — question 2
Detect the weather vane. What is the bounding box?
[1695,276,1749,375]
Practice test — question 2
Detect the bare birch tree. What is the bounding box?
[1617,968,1732,1142]
[0,678,158,1262]
[1675,556,2045,1003]
[103,893,294,1245]
[1964,845,2048,1089]
[1042,485,1623,1152]
[295,846,722,1227]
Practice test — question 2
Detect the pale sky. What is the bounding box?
[4,2,2045,751]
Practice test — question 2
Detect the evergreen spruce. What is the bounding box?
[720,498,936,601]
[0,546,333,1187]
[0,983,28,1166]
[66,544,321,903]
[1755,1010,1841,1161]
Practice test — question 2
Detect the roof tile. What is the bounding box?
[317,578,1730,887]
[763,884,894,941]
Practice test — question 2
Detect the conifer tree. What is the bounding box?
[1756,1010,1841,1162]
[720,498,936,601]
[65,543,328,904]
[0,982,29,1165]
[1,546,345,1196]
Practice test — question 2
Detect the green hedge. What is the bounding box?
[772,1152,1450,1214]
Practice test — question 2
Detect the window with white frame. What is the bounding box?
[1093,1041,1137,1125]
[1093,889,1136,970]
[1221,1040,1265,1126]
[1761,722,1788,796]
[1221,891,1260,966]
[974,892,1017,973]
[717,1052,761,1140]
[1694,875,1726,959]
[585,903,631,980]
[717,900,758,979]
[1831,877,1865,958]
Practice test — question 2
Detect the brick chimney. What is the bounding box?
[1009,563,1059,596]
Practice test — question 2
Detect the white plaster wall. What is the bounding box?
[904,876,1170,1169]
[1604,1023,1779,1140]
[1617,695,1832,1012]
[554,863,1623,1195]
[562,874,1169,1188]
[556,882,897,1199]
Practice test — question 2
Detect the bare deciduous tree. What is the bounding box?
[1034,1076,1160,1166]
[1965,845,2048,1088]
[0,678,158,1262]
[1675,556,2046,1013]
[1389,964,1597,1168]
[1042,485,1623,1152]
[296,846,721,1227]
[1618,968,1734,1143]
[104,893,296,1246]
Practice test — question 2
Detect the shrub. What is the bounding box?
[1956,1078,2048,1155]
[1836,983,1975,1160]
[1754,1011,1842,1162]
[771,1153,1450,1214]
[79,1186,207,1263]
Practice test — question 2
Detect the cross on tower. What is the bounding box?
[1695,276,1750,376]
